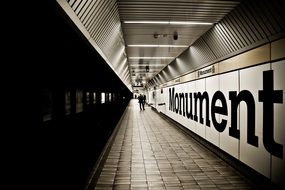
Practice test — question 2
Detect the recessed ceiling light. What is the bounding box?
[170,21,212,25]
[123,21,213,25]
[124,21,168,24]
[128,45,188,47]
[129,57,174,59]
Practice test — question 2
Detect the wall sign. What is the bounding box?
[197,65,216,78]
[150,61,285,187]
[168,69,283,158]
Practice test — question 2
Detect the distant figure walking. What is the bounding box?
[143,94,146,108]
[138,94,145,110]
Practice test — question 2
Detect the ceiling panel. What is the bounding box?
[58,0,241,90]
[117,0,241,87]
[149,0,285,87]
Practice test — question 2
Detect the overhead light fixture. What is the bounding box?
[129,57,174,59]
[128,44,188,47]
[124,21,168,24]
[170,21,212,25]
[123,21,213,25]
[130,64,165,67]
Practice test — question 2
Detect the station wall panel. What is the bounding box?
[205,75,220,147]
[153,60,285,188]
[271,60,285,189]
[239,64,271,177]
[219,71,239,159]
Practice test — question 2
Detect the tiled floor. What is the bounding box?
[93,100,257,190]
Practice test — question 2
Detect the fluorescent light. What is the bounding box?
[123,20,212,25]
[131,64,164,67]
[124,21,169,24]
[170,21,212,25]
[128,44,188,48]
[129,57,174,59]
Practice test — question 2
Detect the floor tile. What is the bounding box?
[92,100,257,189]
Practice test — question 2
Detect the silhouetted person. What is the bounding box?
[143,94,146,108]
[138,94,145,110]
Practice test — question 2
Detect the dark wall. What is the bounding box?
[5,1,132,189]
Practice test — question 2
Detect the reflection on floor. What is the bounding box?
[93,99,256,189]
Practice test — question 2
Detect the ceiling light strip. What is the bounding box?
[129,57,175,59]
[128,44,188,47]
[124,21,213,25]
[130,65,165,67]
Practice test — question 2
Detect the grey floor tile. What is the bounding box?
[92,100,257,190]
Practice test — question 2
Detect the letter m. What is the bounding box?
[169,87,175,111]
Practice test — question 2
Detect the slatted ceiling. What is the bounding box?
[220,23,236,50]
[127,47,187,58]
[72,0,81,10]
[149,0,285,87]
[117,0,240,21]
[202,30,224,58]
[118,0,244,87]
[241,5,264,40]
[196,38,217,62]
[74,0,86,14]
[250,3,272,37]
[89,1,116,35]
[268,1,285,32]
[85,1,106,30]
[129,60,170,65]
[78,0,91,14]
[202,0,285,59]
[68,0,76,5]
[77,0,92,18]
[221,16,245,48]
[98,5,118,37]
[96,19,118,48]
[62,0,248,88]
[80,1,97,23]
[86,4,106,32]
[259,1,285,36]
[233,11,254,45]
[254,8,274,38]
[216,22,237,51]
[81,1,101,32]
[212,26,229,53]
[81,0,119,54]
[229,16,248,46]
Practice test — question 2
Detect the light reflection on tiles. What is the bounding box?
[93,100,256,189]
